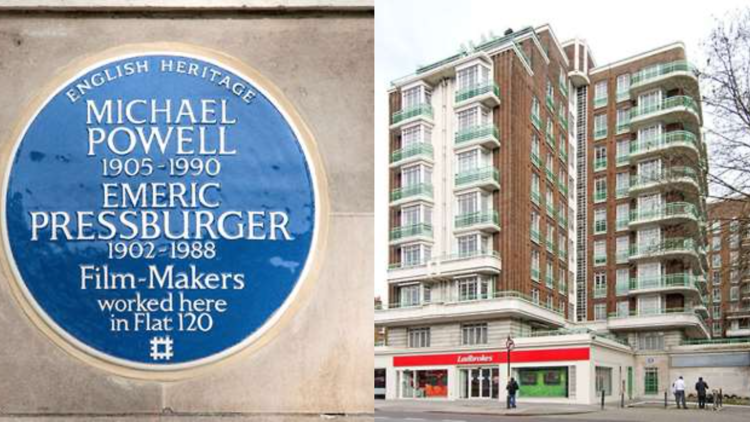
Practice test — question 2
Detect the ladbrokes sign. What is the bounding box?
[1,43,328,379]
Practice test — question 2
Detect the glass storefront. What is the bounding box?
[459,367,499,399]
[516,367,568,398]
[400,369,448,398]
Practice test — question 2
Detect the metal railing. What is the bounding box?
[455,166,500,187]
[392,103,433,125]
[630,202,699,224]
[631,60,698,87]
[630,95,700,120]
[390,142,433,163]
[389,223,433,240]
[630,130,700,156]
[455,82,501,103]
[455,210,499,228]
[455,124,499,145]
[390,183,434,202]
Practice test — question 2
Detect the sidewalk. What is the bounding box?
[375,399,600,417]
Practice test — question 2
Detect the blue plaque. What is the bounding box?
[2,45,325,376]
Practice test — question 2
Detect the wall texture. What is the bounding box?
[0,7,373,419]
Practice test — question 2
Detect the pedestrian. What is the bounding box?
[506,377,519,409]
[695,377,709,409]
[672,376,687,409]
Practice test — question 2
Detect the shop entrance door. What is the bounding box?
[460,368,499,399]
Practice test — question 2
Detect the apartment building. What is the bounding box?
[375,25,741,404]
[706,199,750,337]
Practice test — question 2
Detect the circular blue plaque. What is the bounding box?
[2,45,324,376]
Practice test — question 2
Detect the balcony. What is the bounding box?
[629,130,701,161]
[630,60,700,96]
[531,113,542,131]
[629,166,703,197]
[607,307,709,338]
[531,228,540,244]
[545,166,556,183]
[629,237,702,267]
[390,142,433,167]
[390,183,433,206]
[455,82,501,108]
[455,124,500,149]
[391,103,434,128]
[531,189,541,206]
[389,223,433,245]
[531,151,542,168]
[629,95,701,130]
[627,273,704,300]
[387,250,501,283]
[629,202,701,229]
[454,166,500,191]
[374,290,566,328]
[454,210,500,233]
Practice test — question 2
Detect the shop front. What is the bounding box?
[516,367,568,398]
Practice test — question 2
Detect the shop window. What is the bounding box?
[401,369,448,398]
[595,366,612,396]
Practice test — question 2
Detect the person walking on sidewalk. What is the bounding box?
[506,377,519,409]
[672,376,687,409]
[695,377,709,409]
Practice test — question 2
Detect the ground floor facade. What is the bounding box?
[375,334,750,405]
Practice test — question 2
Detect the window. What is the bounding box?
[457,234,481,256]
[546,295,554,310]
[616,139,629,165]
[531,211,541,243]
[531,249,540,281]
[559,267,566,293]
[712,253,722,268]
[407,328,430,348]
[458,277,490,301]
[713,304,721,319]
[532,287,540,304]
[731,286,739,301]
[730,233,739,249]
[644,368,658,394]
[712,288,722,303]
[615,172,630,199]
[546,261,554,289]
[637,90,661,114]
[546,118,555,146]
[594,113,607,139]
[457,64,489,92]
[712,235,721,250]
[399,285,421,307]
[594,145,607,171]
[616,236,629,264]
[531,96,541,129]
[594,240,607,266]
[713,322,722,336]
[594,208,607,234]
[546,79,555,109]
[531,134,541,167]
[457,106,490,132]
[546,224,555,252]
[639,295,661,315]
[402,244,430,267]
[616,203,629,231]
[617,300,629,317]
[616,108,630,134]
[594,80,608,108]
[456,149,479,174]
[403,85,429,109]
[638,333,664,351]
[594,272,607,298]
[616,74,630,101]
[401,163,431,188]
[461,323,488,345]
[712,270,721,285]
[594,177,607,203]
[616,268,629,296]
[401,124,430,148]
[594,303,607,321]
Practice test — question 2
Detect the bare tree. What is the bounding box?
[702,8,750,200]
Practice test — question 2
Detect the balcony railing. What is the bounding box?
[630,166,701,191]
[390,142,433,163]
[387,250,500,271]
[594,190,607,203]
[531,151,542,168]
[630,95,700,120]
[455,81,501,103]
[629,130,700,156]
[594,158,607,171]
[389,223,433,241]
[630,202,699,224]
[382,289,565,317]
[594,128,607,140]
[455,210,499,229]
[546,95,555,111]
[390,183,433,202]
[594,287,607,298]
[392,103,433,125]
[608,307,703,319]
[531,112,542,131]
[594,96,608,109]
[531,267,540,281]
[630,237,700,258]
[531,189,541,205]
[455,166,499,187]
[455,124,499,145]
[628,272,703,294]
[531,228,540,243]
[631,60,698,88]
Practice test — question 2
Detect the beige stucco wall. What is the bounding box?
[0,7,373,419]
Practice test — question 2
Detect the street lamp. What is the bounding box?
[506,336,515,409]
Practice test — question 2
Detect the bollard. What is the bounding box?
[621,391,625,408]
[601,389,605,410]
[719,388,723,408]
[664,391,668,408]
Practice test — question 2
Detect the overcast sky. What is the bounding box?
[373,0,748,299]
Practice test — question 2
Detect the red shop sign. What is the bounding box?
[393,347,590,367]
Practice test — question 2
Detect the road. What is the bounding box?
[375,410,622,422]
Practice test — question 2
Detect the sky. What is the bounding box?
[373,0,749,299]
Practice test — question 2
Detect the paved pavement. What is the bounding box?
[375,399,750,421]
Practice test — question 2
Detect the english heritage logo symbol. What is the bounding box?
[1,44,325,377]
